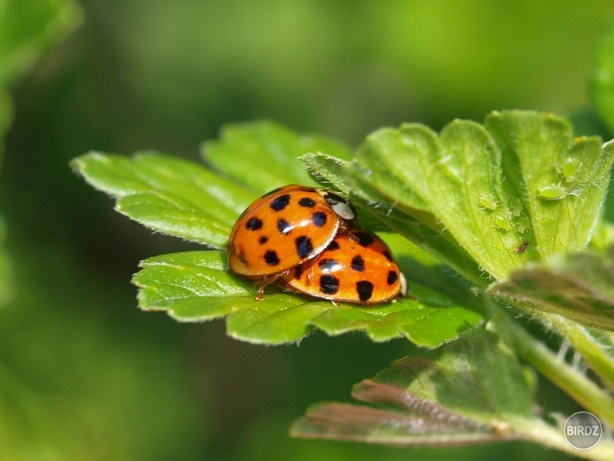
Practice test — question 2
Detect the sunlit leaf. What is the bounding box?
[71,151,255,248]
[201,121,352,194]
[134,250,482,347]
[300,152,351,195]
[485,112,614,258]
[73,114,614,356]
[303,152,487,283]
[73,131,484,347]
[346,120,521,282]
[326,111,614,283]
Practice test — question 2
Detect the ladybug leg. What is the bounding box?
[254,271,288,302]
[256,284,266,302]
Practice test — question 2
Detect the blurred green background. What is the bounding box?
[1,0,613,459]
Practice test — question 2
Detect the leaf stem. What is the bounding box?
[496,313,614,427]
[545,313,614,390]
[512,418,614,461]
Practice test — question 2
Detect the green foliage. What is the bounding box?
[293,329,535,442]
[488,247,614,394]
[73,108,614,459]
[73,123,482,347]
[134,250,480,347]
[72,122,352,249]
[6,2,614,460]
[71,151,252,248]
[202,120,353,192]
[292,329,614,459]
[336,112,613,283]
[489,247,614,331]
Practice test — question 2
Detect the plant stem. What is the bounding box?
[496,312,614,427]
[546,314,614,389]
[512,418,614,461]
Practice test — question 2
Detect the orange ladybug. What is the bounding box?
[280,227,406,305]
[227,185,355,281]
[227,184,406,305]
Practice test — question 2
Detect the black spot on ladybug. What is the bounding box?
[277,219,292,234]
[264,250,280,266]
[326,240,341,251]
[320,274,340,295]
[311,211,327,227]
[258,236,268,245]
[387,271,398,285]
[383,250,393,262]
[318,258,339,270]
[356,280,374,301]
[299,197,316,208]
[246,217,263,231]
[270,194,291,211]
[294,264,304,279]
[295,236,313,259]
[354,231,375,247]
[351,255,365,272]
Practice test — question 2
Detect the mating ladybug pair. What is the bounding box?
[227,185,406,305]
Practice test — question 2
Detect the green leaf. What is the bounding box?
[488,246,614,332]
[368,329,535,421]
[329,111,614,283]
[71,151,255,248]
[292,329,614,458]
[491,311,614,426]
[301,151,407,232]
[350,119,524,282]
[300,152,351,195]
[73,126,483,347]
[201,121,352,194]
[309,303,481,347]
[488,247,614,393]
[133,250,482,347]
[303,152,487,283]
[592,18,614,133]
[485,111,613,258]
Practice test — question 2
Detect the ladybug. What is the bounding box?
[280,227,406,305]
[227,185,356,283]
